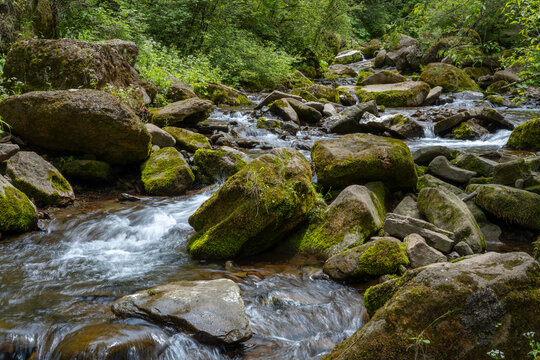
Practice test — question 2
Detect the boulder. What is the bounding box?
[384,36,422,72]
[506,117,540,151]
[328,64,358,78]
[334,50,364,65]
[423,86,443,105]
[0,90,151,164]
[287,98,322,124]
[193,147,249,184]
[374,50,387,68]
[323,238,409,281]
[254,91,303,110]
[60,160,112,184]
[323,103,338,117]
[493,69,520,83]
[361,39,383,58]
[162,127,210,153]
[419,63,478,92]
[257,117,299,135]
[6,151,74,206]
[356,81,430,107]
[323,101,379,134]
[150,98,214,128]
[0,143,19,162]
[360,71,406,85]
[112,279,252,344]
[377,114,424,139]
[454,154,497,177]
[417,187,486,252]
[145,123,176,148]
[492,156,540,187]
[428,155,477,183]
[413,146,461,165]
[451,120,489,140]
[291,85,340,103]
[201,83,252,106]
[325,252,540,360]
[433,107,510,136]
[312,133,417,190]
[187,148,317,259]
[269,99,299,124]
[97,39,139,66]
[393,195,421,219]
[405,233,446,268]
[0,175,37,232]
[167,81,197,101]
[140,147,194,196]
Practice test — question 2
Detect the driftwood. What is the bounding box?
[461,191,478,202]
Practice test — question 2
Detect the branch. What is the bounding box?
[500,73,540,90]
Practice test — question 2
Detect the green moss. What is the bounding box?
[468,177,492,185]
[486,80,508,94]
[60,160,111,183]
[364,278,400,316]
[163,127,211,153]
[419,63,479,92]
[356,83,430,107]
[257,117,281,130]
[506,117,540,151]
[11,172,71,206]
[353,239,409,277]
[356,71,374,85]
[452,122,476,140]
[192,148,247,184]
[415,165,429,177]
[0,186,37,232]
[141,147,194,195]
[487,95,505,105]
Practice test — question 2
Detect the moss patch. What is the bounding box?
[140,147,194,195]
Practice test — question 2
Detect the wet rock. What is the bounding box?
[454,153,497,177]
[334,50,364,65]
[304,101,325,112]
[493,69,520,83]
[328,64,358,77]
[373,50,387,68]
[0,143,19,161]
[325,252,540,360]
[292,85,340,103]
[269,98,299,124]
[193,147,248,184]
[377,113,424,139]
[167,81,197,101]
[492,156,540,187]
[393,195,421,219]
[361,39,383,58]
[0,175,37,232]
[254,91,303,110]
[201,83,252,106]
[433,107,510,136]
[60,160,112,184]
[323,103,338,117]
[150,98,214,128]
[287,98,322,124]
[383,213,454,253]
[487,94,516,108]
[356,81,430,107]
[405,233,446,268]
[145,123,176,148]
[417,187,486,253]
[506,117,540,151]
[312,133,417,190]
[413,146,461,165]
[451,119,490,140]
[323,100,378,134]
[454,241,474,256]
[163,127,211,153]
[428,155,477,183]
[112,279,252,344]
[323,237,409,281]
[0,90,151,164]
[0,332,36,360]
[187,148,317,259]
[360,71,406,85]
[423,86,443,105]
[6,151,74,206]
[196,120,230,135]
[140,147,194,196]
[420,63,478,92]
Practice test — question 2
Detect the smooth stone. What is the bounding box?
[0,143,19,161]
[145,123,176,148]
[405,233,446,268]
[429,155,477,183]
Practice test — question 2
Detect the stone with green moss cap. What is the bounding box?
[193,147,249,184]
[150,98,214,128]
[291,85,340,103]
[141,147,194,196]
[420,63,479,92]
[200,83,252,106]
[356,81,430,107]
[187,148,317,259]
[0,175,37,233]
[60,159,112,184]
[506,117,540,151]
[492,156,540,187]
[312,133,417,190]
[6,151,74,207]
[162,127,211,153]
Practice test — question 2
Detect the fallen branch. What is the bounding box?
[461,191,477,202]
[500,73,540,90]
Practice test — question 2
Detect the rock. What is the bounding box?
[4,38,140,91]
[98,39,138,66]
[486,80,509,94]
[323,103,338,117]
[428,155,477,183]
[423,86,443,105]
[112,279,252,344]
[323,100,379,134]
[323,238,409,281]
[196,120,230,134]
[451,120,489,140]
[454,154,497,177]
[383,213,454,253]
[328,64,358,77]
[378,114,424,139]
[433,107,510,136]
[286,70,314,88]
[493,69,520,83]
[6,151,74,206]
[0,90,151,164]
[454,241,474,256]
[487,94,516,107]
[287,98,322,124]
[360,71,407,85]
[384,35,422,72]
[506,117,540,151]
[162,127,210,153]
[0,143,19,161]
[202,83,251,106]
[492,156,540,187]
[304,101,325,112]
[140,147,194,196]
[356,81,430,107]
[257,117,299,135]
[464,67,492,80]
[60,160,112,184]
[269,99,299,124]
[324,252,540,360]
[291,85,340,103]
[0,175,37,232]
[193,147,248,184]
[417,187,486,253]
[167,81,197,101]
[405,233,446,268]
[312,133,417,190]
[413,146,461,165]
[361,39,383,58]
[419,63,478,92]
[471,184,540,230]
[53,324,167,360]
[145,123,176,148]
[373,50,387,68]
[150,98,214,128]
[334,50,364,64]
[393,195,421,219]
[187,148,316,259]
[254,91,303,110]
[288,185,385,258]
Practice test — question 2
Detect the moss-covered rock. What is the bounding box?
[140,147,194,196]
[360,70,407,86]
[451,120,489,140]
[334,50,364,65]
[162,127,211,153]
[454,154,497,177]
[312,133,417,190]
[506,117,540,151]
[193,147,249,184]
[269,99,299,124]
[166,81,197,102]
[0,175,37,233]
[361,39,383,59]
[287,70,314,88]
[291,85,340,103]
[200,83,252,106]
[492,156,540,187]
[187,148,317,259]
[356,81,430,107]
[323,238,409,281]
[363,277,401,316]
[464,67,492,80]
[60,160,112,184]
[150,98,214,128]
[486,80,508,93]
[356,70,376,85]
[420,63,479,92]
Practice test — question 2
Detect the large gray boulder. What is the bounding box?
[323,101,379,134]
[428,155,477,183]
[0,175,37,232]
[150,98,214,127]
[112,279,252,345]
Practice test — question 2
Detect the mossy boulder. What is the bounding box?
[60,160,112,184]
[140,147,194,196]
[312,134,417,190]
[420,63,479,92]
[200,83,252,106]
[287,70,314,88]
[166,81,197,102]
[0,175,37,233]
[464,67,492,80]
[361,39,383,59]
[162,127,211,153]
[356,70,376,85]
[187,148,317,259]
[506,117,540,151]
[360,71,407,86]
[291,85,340,103]
[356,81,430,107]
[0,90,151,165]
[323,237,409,281]
[454,154,497,177]
[6,151,75,207]
[451,120,489,140]
[193,147,249,184]
[287,98,322,124]
[324,252,540,360]
[334,50,364,65]
[492,156,540,187]
[150,98,214,128]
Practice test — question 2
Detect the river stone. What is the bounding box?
[287,98,322,124]
[53,324,168,360]
[428,155,477,183]
[405,233,446,268]
[167,81,197,101]
[423,86,443,105]
[145,123,176,148]
[356,81,430,107]
[492,156,540,187]
[393,195,421,219]
[187,148,317,259]
[324,252,540,360]
[304,101,325,112]
[323,103,338,117]
[254,91,303,110]
[0,90,151,164]
[193,147,249,184]
[97,39,139,66]
[140,147,194,196]
[291,84,340,103]
[269,99,299,124]
[454,153,497,177]
[334,50,364,65]
[0,175,37,232]
[413,145,461,165]
[6,151,75,206]
[0,143,19,161]
[202,83,252,106]
[434,107,511,136]
[162,127,211,153]
[360,71,406,85]
[312,133,417,190]
[323,237,409,281]
[323,100,378,134]
[60,160,112,184]
[417,187,486,253]
[506,117,540,151]
[150,98,214,128]
[419,62,478,92]
[112,279,253,344]
[328,64,358,77]
[383,212,454,253]
[377,113,424,139]
[451,120,490,140]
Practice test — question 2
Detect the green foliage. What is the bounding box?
[524,332,540,359]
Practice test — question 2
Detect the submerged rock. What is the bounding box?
[140,147,194,196]
[0,175,37,233]
[356,81,430,107]
[112,279,252,344]
[150,98,214,128]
